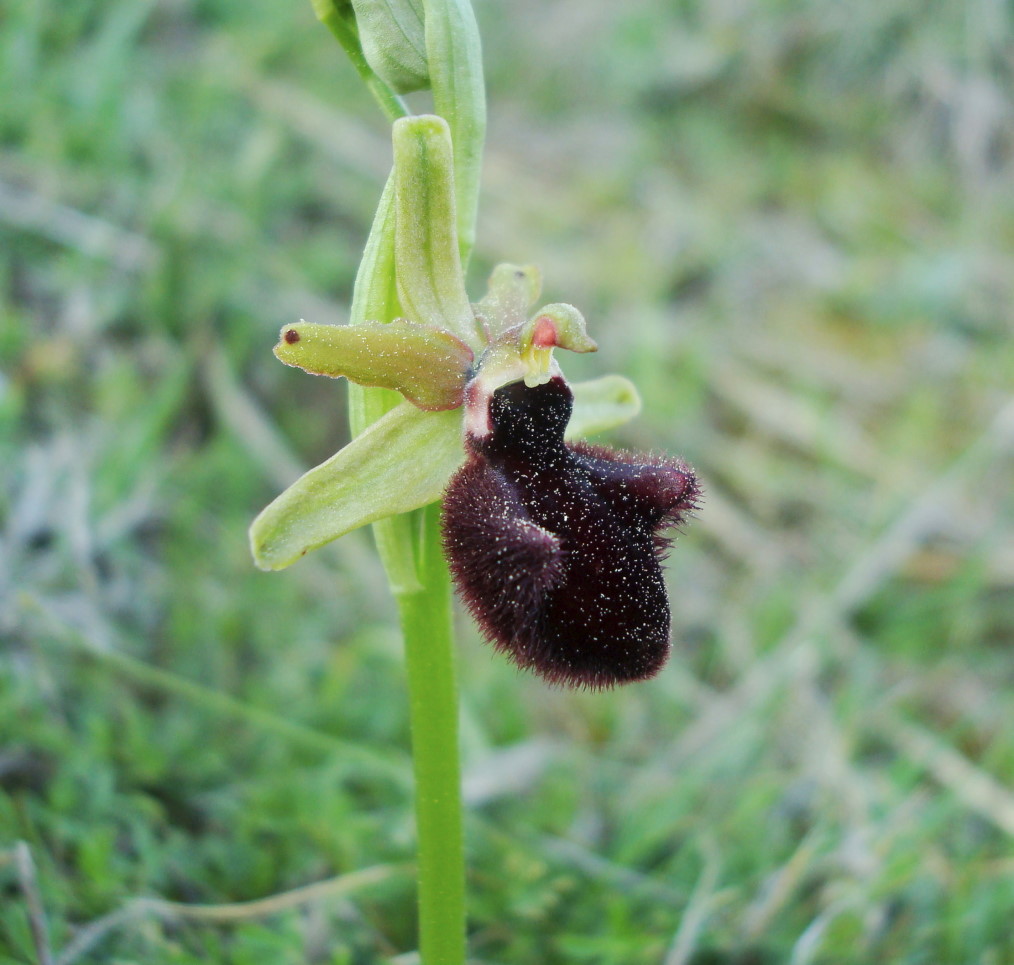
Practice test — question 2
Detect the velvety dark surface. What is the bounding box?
[443,377,700,687]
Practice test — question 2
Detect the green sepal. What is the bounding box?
[273,319,472,411]
[393,115,480,349]
[566,375,642,440]
[250,403,464,571]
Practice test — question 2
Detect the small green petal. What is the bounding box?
[474,263,541,337]
[566,375,643,440]
[393,115,480,348]
[274,319,471,411]
[350,0,430,94]
[250,403,463,571]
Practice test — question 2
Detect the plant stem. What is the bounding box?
[346,162,467,960]
[393,504,465,964]
[311,0,410,122]
[328,0,481,954]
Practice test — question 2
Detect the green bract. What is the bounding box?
[250,115,642,571]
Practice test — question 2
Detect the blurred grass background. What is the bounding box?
[2,0,1013,961]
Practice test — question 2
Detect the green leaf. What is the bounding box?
[250,403,464,571]
[423,0,485,264]
[566,375,643,440]
[393,115,480,349]
[273,319,472,410]
[351,0,430,93]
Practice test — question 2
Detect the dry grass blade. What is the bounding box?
[663,836,723,965]
[19,594,410,778]
[657,398,1014,771]
[201,345,305,488]
[883,717,1014,838]
[0,178,157,270]
[789,895,860,965]
[741,832,824,945]
[55,864,404,965]
[14,842,54,965]
[710,356,878,471]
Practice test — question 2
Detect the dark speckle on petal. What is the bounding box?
[284,329,300,344]
[442,377,700,689]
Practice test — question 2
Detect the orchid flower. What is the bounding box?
[250,114,699,687]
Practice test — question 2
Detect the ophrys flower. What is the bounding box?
[250,114,700,687]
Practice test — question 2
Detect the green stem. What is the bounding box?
[346,158,467,961]
[393,504,465,964]
[312,0,410,122]
[323,1,479,956]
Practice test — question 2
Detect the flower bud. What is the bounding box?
[350,0,430,93]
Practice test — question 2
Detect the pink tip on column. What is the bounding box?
[531,316,558,348]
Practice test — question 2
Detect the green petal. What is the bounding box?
[393,115,480,348]
[474,263,541,337]
[350,0,430,94]
[250,403,464,571]
[273,319,471,411]
[566,375,643,440]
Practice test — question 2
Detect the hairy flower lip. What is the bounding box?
[443,376,701,689]
[460,344,564,441]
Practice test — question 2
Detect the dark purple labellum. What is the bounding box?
[442,376,700,688]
